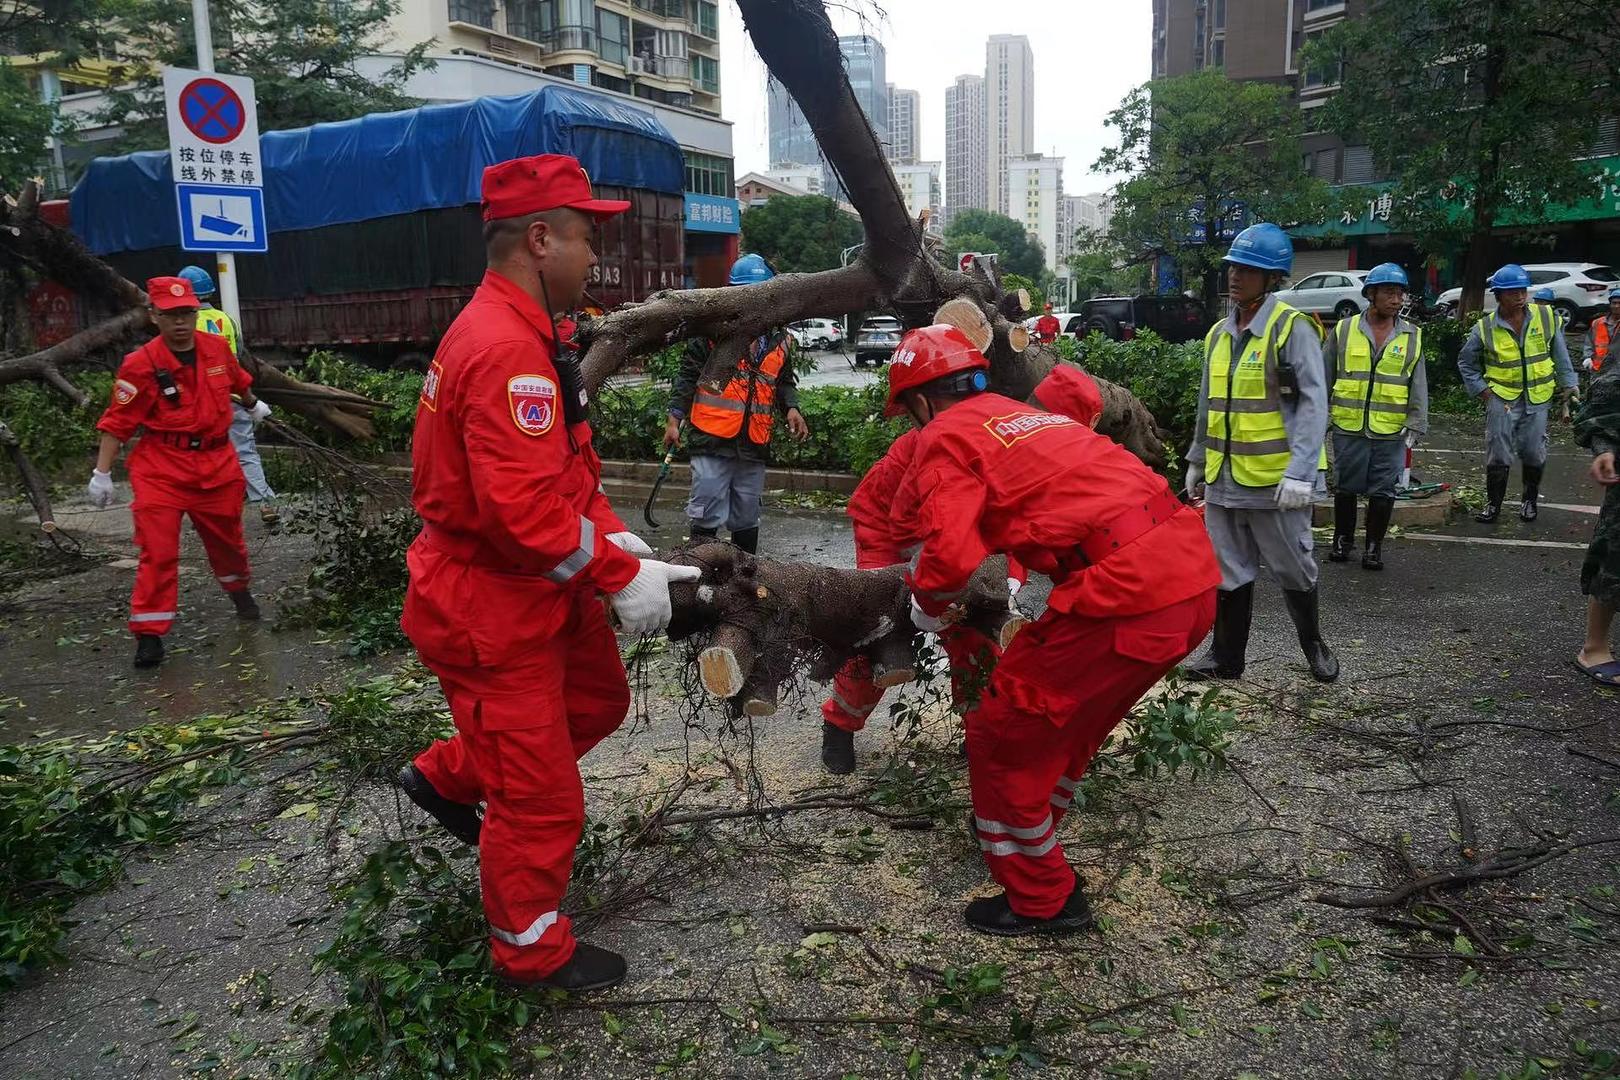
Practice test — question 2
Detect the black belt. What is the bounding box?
[152,431,230,451]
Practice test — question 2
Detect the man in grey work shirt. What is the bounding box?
[1456,263,1579,523]
[1185,223,1338,683]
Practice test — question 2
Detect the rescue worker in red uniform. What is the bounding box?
[394,155,700,992]
[1034,303,1061,345]
[87,277,269,668]
[819,365,1106,775]
[885,325,1219,935]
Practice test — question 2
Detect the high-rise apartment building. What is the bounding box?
[944,73,987,223]
[1150,0,1371,183]
[768,34,887,197]
[986,34,1035,218]
[1007,153,1063,272]
[768,79,820,168]
[893,161,943,232]
[887,85,919,164]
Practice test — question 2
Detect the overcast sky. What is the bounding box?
[717,0,1151,197]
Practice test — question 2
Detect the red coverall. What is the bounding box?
[1034,314,1061,344]
[895,392,1220,917]
[822,366,1104,731]
[402,269,642,981]
[96,332,252,636]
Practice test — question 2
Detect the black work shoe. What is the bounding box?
[1283,586,1340,683]
[1360,543,1384,571]
[964,879,1095,938]
[502,943,627,993]
[1328,533,1353,562]
[397,763,483,846]
[230,591,261,620]
[133,634,164,668]
[1476,465,1510,524]
[1519,465,1543,522]
[1183,584,1252,681]
[821,721,855,775]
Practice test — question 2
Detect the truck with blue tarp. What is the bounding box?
[66,84,688,364]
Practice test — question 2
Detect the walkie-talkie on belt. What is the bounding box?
[153,366,182,407]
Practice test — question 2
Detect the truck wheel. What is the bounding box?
[1086,315,1119,340]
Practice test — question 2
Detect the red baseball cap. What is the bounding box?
[147,276,200,311]
[481,153,632,222]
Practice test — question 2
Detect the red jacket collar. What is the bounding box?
[482,269,557,344]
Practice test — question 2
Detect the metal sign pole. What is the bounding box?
[190,0,240,326]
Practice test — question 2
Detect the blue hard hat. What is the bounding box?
[1532,287,1556,302]
[1361,262,1409,296]
[1222,223,1293,274]
[1608,288,1620,302]
[1487,263,1531,291]
[728,253,775,286]
[178,264,216,298]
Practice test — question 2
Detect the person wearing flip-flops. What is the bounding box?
[1574,361,1620,689]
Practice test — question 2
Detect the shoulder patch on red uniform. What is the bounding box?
[508,374,557,436]
[112,378,139,406]
[421,359,444,412]
[983,410,1076,449]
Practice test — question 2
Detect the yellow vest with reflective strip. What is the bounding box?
[196,307,239,358]
[1204,301,1320,488]
[1330,319,1422,436]
[1478,304,1555,405]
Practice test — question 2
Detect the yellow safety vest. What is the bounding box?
[1330,319,1422,436]
[1204,300,1320,488]
[1477,304,1555,405]
[197,307,239,358]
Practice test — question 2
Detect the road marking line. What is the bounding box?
[1403,532,1588,551]
[1540,502,1602,515]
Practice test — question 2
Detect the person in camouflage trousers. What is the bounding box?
[1574,363,1620,688]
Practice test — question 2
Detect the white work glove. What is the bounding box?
[607,531,654,557]
[1404,430,1418,449]
[1184,462,1205,498]
[1585,358,1596,372]
[248,399,271,423]
[1006,577,1022,598]
[909,595,947,633]
[610,559,702,635]
[1273,476,1316,511]
[87,469,115,508]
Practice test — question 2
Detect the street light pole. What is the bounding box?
[190,0,240,326]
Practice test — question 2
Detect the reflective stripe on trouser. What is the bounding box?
[412,592,630,980]
[821,626,1005,733]
[965,591,1216,917]
[229,406,278,504]
[1483,395,1551,468]
[128,487,251,637]
[822,656,884,733]
[1201,502,1318,592]
[686,454,767,532]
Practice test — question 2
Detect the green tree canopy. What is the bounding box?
[942,208,1046,280]
[1066,229,1152,303]
[0,63,61,192]
[1309,0,1615,313]
[738,195,863,274]
[1095,70,1332,304]
[88,0,433,154]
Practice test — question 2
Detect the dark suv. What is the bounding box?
[1072,295,1210,344]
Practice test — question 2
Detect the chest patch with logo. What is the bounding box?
[508,374,557,436]
[112,379,140,406]
[421,360,445,412]
[984,410,1076,449]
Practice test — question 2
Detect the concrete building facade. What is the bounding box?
[986,34,1035,218]
[893,161,943,233]
[887,85,919,164]
[1007,153,1063,273]
[944,73,987,225]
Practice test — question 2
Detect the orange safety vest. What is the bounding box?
[691,336,788,444]
[1595,318,1613,372]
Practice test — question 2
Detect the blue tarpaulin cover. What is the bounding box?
[72,84,685,255]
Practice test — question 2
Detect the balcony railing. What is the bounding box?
[448,0,494,29]
[632,0,685,18]
[509,23,597,51]
[630,54,690,79]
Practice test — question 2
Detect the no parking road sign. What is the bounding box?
[163,67,265,252]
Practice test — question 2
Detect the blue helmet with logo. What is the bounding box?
[728,253,775,286]
[178,265,216,299]
[1532,286,1555,302]
[1487,263,1531,291]
[1361,262,1409,296]
[1222,223,1293,274]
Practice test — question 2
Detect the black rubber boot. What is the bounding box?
[1329,493,1357,562]
[821,721,855,775]
[397,763,483,846]
[501,942,627,993]
[1283,586,1340,682]
[731,526,759,554]
[1184,583,1253,681]
[965,873,1095,937]
[230,590,261,620]
[1475,465,1510,523]
[1361,496,1393,571]
[1519,464,1544,522]
[688,524,719,542]
[133,633,164,668]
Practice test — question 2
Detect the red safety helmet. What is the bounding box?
[883,323,990,416]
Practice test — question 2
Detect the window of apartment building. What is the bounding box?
[693,0,718,39]
[1300,29,1340,89]
[1306,0,1343,10]
[684,151,733,196]
[448,0,495,28]
[597,8,628,64]
[1211,37,1224,69]
[508,0,596,48]
[1213,0,1225,28]
[690,53,718,93]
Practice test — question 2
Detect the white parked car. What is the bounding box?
[787,318,843,350]
[1273,271,1370,320]
[1434,263,1619,322]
